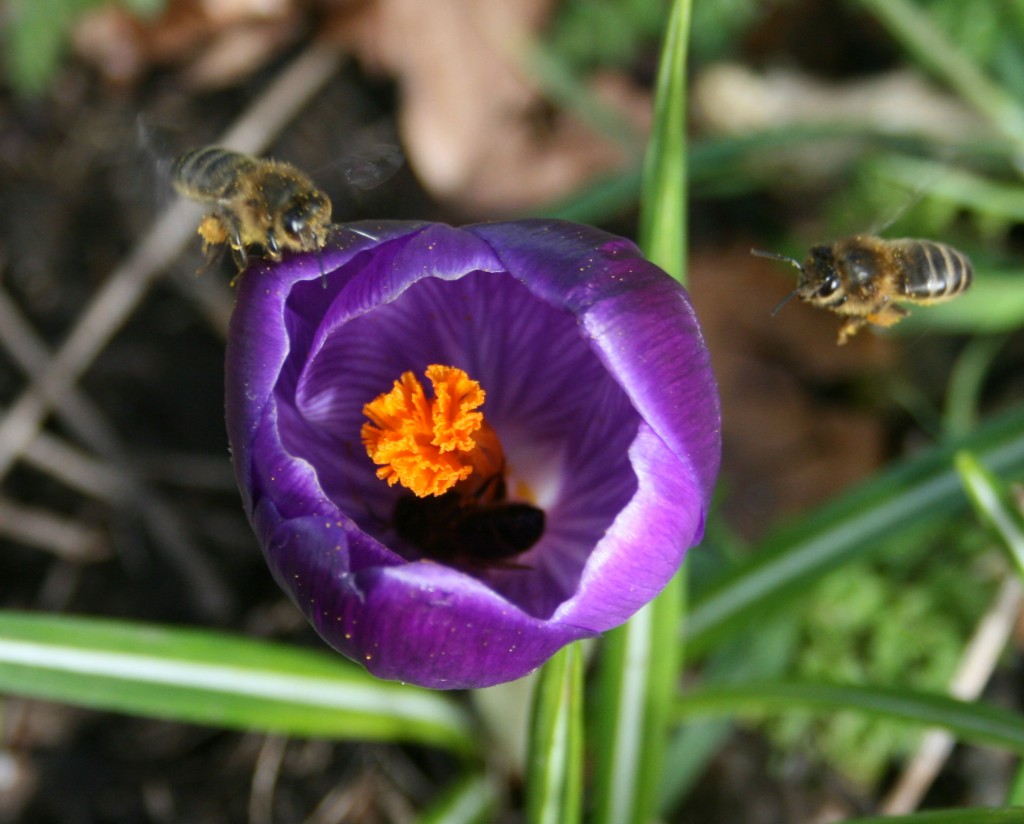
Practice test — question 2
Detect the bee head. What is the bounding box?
[799,245,844,306]
[281,190,332,251]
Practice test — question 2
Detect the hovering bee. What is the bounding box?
[392,474,545,569]
[753,236,973,344]
[172,146,332,273]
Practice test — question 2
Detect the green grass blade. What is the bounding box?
[637,0,691,282]
[687,403,1024,652]
[525,643,584,824]
[955,450,1024,576]
[857,0,1024,152]
[676,681,1024,753]
[593,575,684,824]
[588,3,693,820]
[1009,765,1024,805]
[418,774,500,824]
[944,336,1011,436]
[0,611,476,753]
[866,155,1024,222]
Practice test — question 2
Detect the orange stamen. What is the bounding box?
[361,365,504,497]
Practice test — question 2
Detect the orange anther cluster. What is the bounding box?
[362,365,503,497]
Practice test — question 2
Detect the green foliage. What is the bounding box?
[689,0,778,62]
[545,0,673,72]
[6,0,1024,819]
[922,0,1024,96]
[5,0,164,97]
[546,0,780,72]
[825,153,1024,244]
[766,521,999,785]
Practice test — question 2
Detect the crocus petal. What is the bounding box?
[226,219,720,689]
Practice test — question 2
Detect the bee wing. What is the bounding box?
[338,142,405,191]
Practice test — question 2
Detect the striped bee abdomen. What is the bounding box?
[899,240,973,301]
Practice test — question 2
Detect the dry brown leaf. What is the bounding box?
[181,21,301,88]
[73,0,301,89]
[330,0,648,213]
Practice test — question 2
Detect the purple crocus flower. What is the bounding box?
[226,219,720,689]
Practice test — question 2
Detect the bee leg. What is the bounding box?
[195,243,227,277]
[265,232,281,260]
[865,303,909,328]
[197,214,228,250]
[839,302,909,344]
[225,221,249,286]
[194,215,229,275]
[228,251,249,287]
[836,317,868,345]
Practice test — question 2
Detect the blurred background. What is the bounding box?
[2,0,1024,820]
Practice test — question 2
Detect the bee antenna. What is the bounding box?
[346,226,379,241]
[770,289,800,318]
[750,248,803,272]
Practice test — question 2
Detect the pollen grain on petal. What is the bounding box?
[361,365,501,498]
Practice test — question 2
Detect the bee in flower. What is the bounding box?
[225,220,720,689]
[362,365,546,569]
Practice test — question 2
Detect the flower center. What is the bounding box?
[361,364,504,498]
[362,364,547,567]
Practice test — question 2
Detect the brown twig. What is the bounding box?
[0,497,109,561]
[0,282,232,618]
[0,42,343,482]
[879,575,1023,814]
[249,736,288,824]
[0,42,343,616]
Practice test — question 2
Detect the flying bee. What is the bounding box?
[172,146,332,274]
[753,236,973,345]
[392,474,545,570]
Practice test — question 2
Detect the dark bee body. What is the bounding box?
[393,478,545,569]
[756,236,972,344]
[172,146,332,271]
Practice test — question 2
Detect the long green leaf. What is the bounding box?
[842,809,1024,824]
[687,403,1024,652]
[637,0,691,281]
[0,611,476,753]
[677,681,1024,753]
[593,577,684,824]
[590,3,693,821]
[526,643,584,824]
